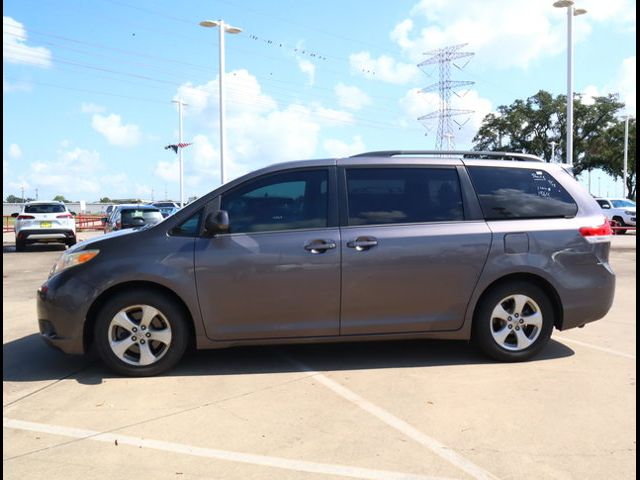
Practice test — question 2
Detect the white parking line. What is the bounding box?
[4,418,456,480]
[555,336,636,359]
[283,356,498,480]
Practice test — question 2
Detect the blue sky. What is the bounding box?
[3,0,636,202]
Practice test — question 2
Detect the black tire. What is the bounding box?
[15,240,26,252]
[472,281,554,362]
[94,289,189,376]
[612,217,627,235]
[67,238,77,247]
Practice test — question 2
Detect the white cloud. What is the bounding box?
[91,113,141,147]
[581,56,636,115]
[298,58,316,86]
[349,51,421,84]
[399,88,493,148]
[617,56,636,115]
[8,144,22,159]
[174,69,277,118]
[323,136,366,158]
[81,102,106,114]
[25,148,103,194]
[163,69,355,186]
[3,76,32,92]
[335,83,372,110]
[3,16,52,67]
[389,0,606,70]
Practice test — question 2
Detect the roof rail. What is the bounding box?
[349,150,544,162]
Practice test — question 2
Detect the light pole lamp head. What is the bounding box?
[199,20,220,28]
[199,19,242,34]
[553,0,574,7]
[573,8,587,16]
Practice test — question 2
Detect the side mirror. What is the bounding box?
[204,210,230,236]
[601,204,611,209]
[70,211,77,216]
[11,213,19,218]
[101,217,108,224]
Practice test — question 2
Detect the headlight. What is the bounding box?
[624,210,634,215]
[50,249,99,277]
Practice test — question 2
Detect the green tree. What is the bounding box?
[53,195,70,202]
[472,90,626,170]
[5,195,34,203]
[583,118,636,199]
[100,197,112,203]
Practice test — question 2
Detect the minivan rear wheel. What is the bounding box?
[472,281,554,362]
[94,290,189,376]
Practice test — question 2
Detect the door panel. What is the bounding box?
[339,166,491,334]
[195,230,341,340]
[194,167,340,341]
[340,222,491,334]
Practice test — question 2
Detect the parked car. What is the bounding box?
[38,151,615,376]
[158,206,180,218]
[152,201,180,209]
[595,197,636,234]
[103,205,164,233]
[12,201,76,251]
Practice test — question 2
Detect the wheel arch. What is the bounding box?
[84,281,196,353]
[472,273,564,330]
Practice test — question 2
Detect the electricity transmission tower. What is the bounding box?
[417,43,475,150]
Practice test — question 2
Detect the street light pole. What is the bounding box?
[550,141,557,162]
[623,115,630,198]
[553,1,587,166]
[172,99,187,207]
[200,19,242,186]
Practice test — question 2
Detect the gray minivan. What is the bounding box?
[37,151,615,376]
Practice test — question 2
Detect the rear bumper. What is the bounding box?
[558,262,616,330]
[17,229,76,244]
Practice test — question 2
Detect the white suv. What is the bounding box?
[13,201,77,251]
[595,197,636,234]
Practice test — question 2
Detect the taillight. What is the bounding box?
[17,215,35,220]
[579,219,612,243]
[56,213,73,219]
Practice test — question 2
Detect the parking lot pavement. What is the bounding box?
[3,234,636,480]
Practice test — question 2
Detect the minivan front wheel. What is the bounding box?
[473,282,554,362]
[94,290,189,376]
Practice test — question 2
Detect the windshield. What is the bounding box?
[24,204,66,214]
[611,199,636,208]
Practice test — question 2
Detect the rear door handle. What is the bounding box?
[304,240,337,254]
[347,236,378,251]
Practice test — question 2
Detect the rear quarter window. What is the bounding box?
[467,167,578,220]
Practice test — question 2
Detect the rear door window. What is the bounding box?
[467,167,578,219]
[345,167,463,225]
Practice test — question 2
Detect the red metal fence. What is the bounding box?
[3,214,106,233]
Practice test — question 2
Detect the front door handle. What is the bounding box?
[347,236,378,251]
[304,239,337,254]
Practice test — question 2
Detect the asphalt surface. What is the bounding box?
[3,232,636,480]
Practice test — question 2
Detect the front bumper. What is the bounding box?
[36,272,97,355]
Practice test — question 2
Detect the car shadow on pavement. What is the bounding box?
[2,244,66,253]
[3,334,574,385]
